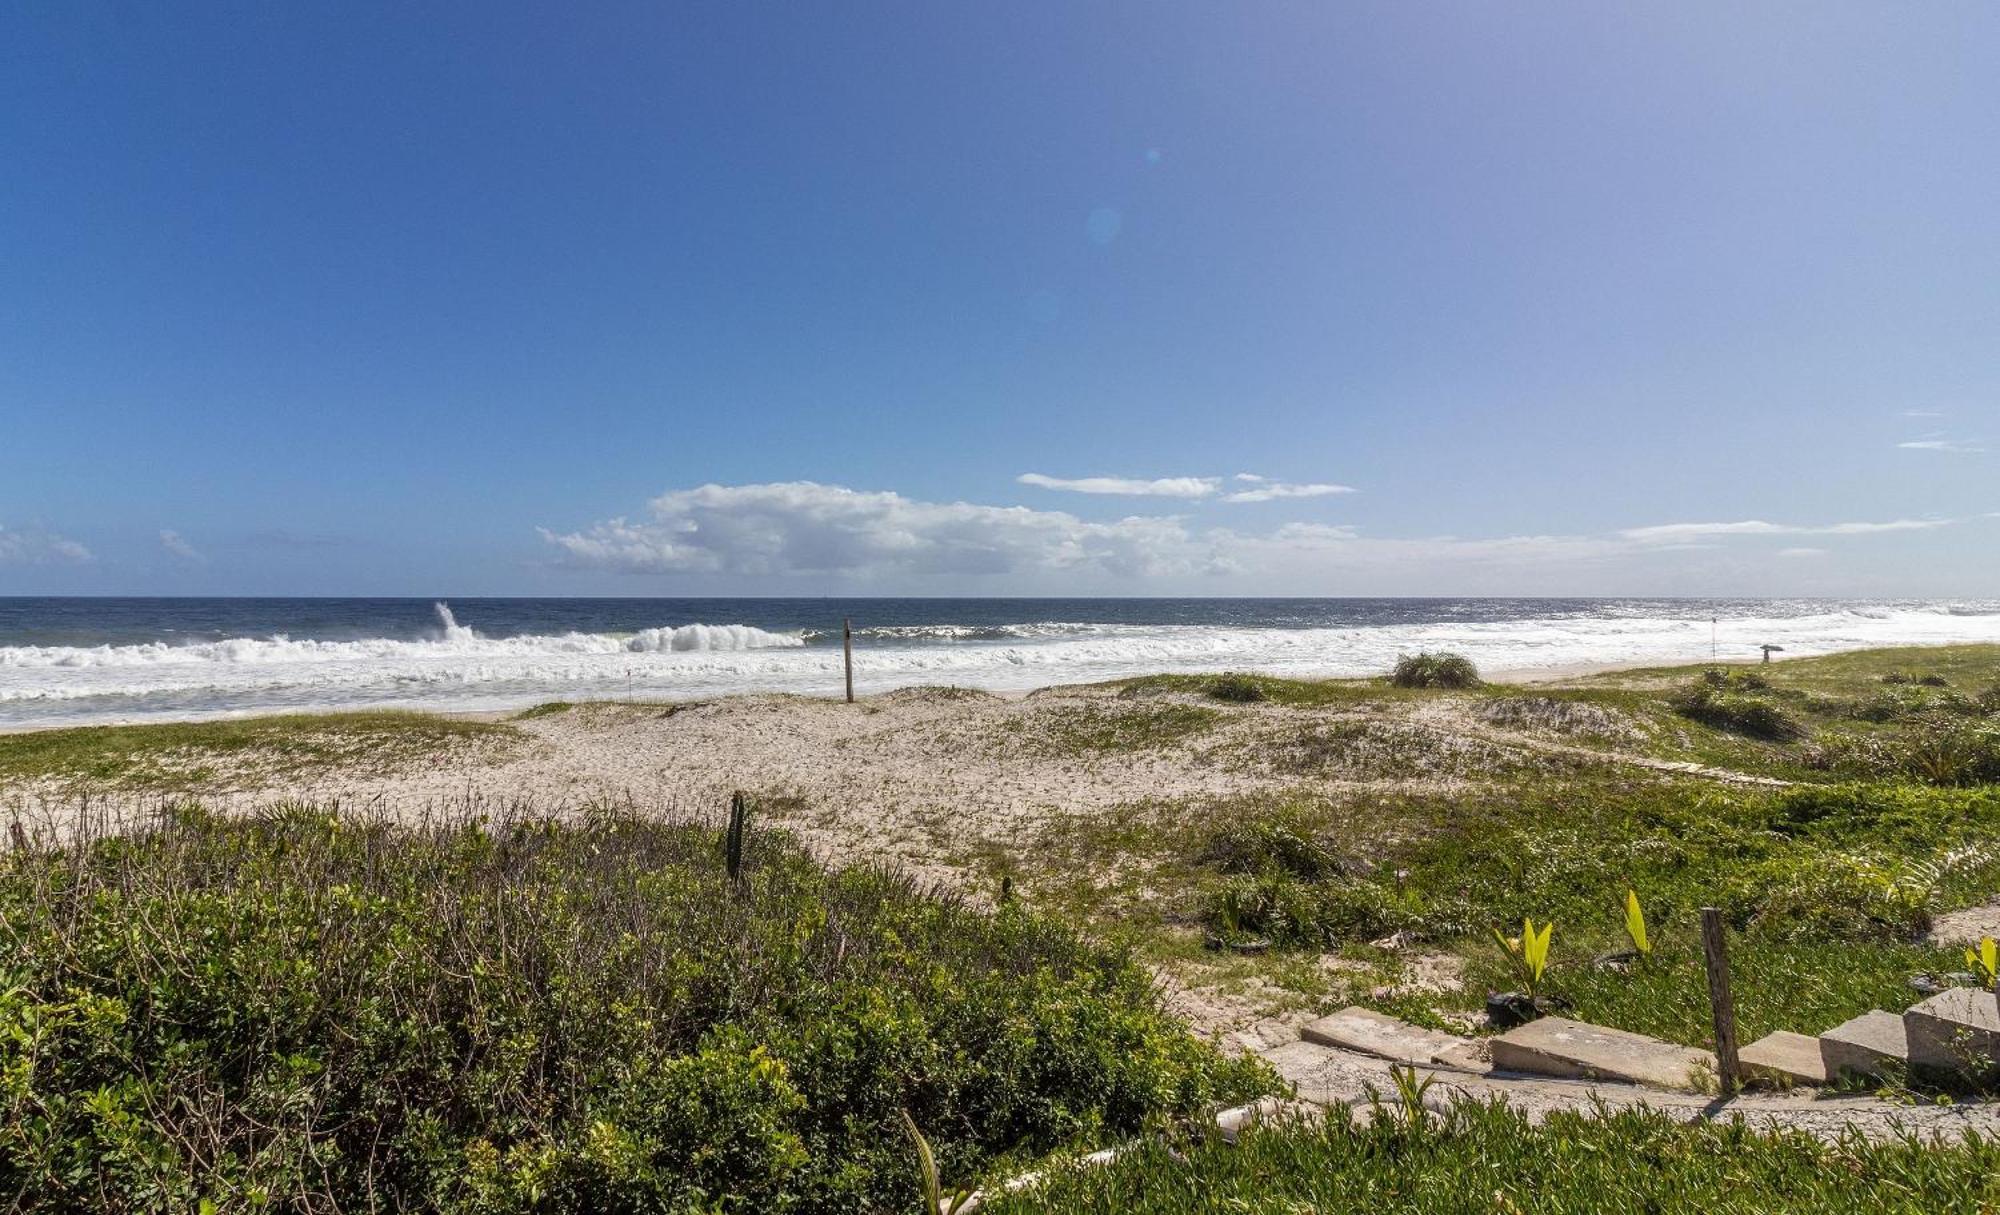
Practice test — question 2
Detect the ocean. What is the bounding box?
[2,596,1998,728]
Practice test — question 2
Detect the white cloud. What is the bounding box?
[159,529,204,562]
[542,481,1223,578]
[1901,409,1946,418]
[541,481,1967,590]
[1016,473,1221,498]
[0,524,91,565]
[1777,547,1829,559]
[1016,471,1358,502]
[1621,518,1954,543]
[1897,437,1985,454]
[1223,480,1357,503]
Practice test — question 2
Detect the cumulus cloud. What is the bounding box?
[1016,472,1220,498]
[159,529,204,562]
[1620,518,1954,543]
[0,524,91,565]
[1897,437,1985,454]
[541,481,1223,578]
[542,481,1965,588]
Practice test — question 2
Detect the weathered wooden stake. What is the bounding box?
[843,618,854,704]
[1701,907,1741,1095]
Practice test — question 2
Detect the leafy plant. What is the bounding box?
[1969,937,2000,989]
[900,1109,977,1215]
[1623,889,1651,957]
[1491,918,1554,1001]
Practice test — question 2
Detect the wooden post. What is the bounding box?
[842,618,854,704]
[1701,907,1740,1095]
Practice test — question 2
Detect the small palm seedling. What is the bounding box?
[1968,936,2000,989]
[1381,1063,1437,1130]
[1623,889,1652,958]
[1492,918,1554,1003]
[899,1108,977,1215]
[724,790,750,884]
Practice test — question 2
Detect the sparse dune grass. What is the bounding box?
[1115,672,1393,708]
[1253,718,1578,781]
[1030,703,1225,756]
[0,711,519,791]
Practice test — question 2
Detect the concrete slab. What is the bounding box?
[1301,1006,1478,1068]
[1819,1010,1908,1081]
[1906,987,2000,1073]
[1260,1039,1348,1087]
[1489,1016,1714,1091]
[1739,1030,1830,1087]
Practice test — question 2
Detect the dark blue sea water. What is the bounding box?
[2,596,1996,726]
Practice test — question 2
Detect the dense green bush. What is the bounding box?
[1388,652,1481,689]
[0,807,1267,1212]
[990,1096,2000,1213]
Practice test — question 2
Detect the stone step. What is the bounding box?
[1300,1007,1485,1070]
[1738,1030,1830,1087]
[1489,1016,1715,1091]
[1905,986,2000,1074]
[1259,1038,1351,1089]
[1818,1009,1908,1081]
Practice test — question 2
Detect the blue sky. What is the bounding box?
[3,2,1995,597]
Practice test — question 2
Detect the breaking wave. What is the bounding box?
[5,601,2000,725]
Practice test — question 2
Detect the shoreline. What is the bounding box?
[0,640,1981,735]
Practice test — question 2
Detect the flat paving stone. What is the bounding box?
[1739,1030,1830,1087]
[1819,1010,1908,1081]
[1906,987,2000,1073]
[1489,1016,1714,1091]
[1301,1006,1481,1069]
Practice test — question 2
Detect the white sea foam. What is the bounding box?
[4,603,1999,726]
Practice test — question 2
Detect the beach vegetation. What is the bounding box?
[1033,704,1222,755]
[1113,672,1380,708]
[1490,918,1554,1002]
[1388,651,1481,689]
[0,806,1266,1211]
[1668,672,1804,741]
[986,1098,2000,1214]
[1624,888,1652,956]
[0,711,518,791]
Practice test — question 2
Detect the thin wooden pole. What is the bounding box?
[843,618,854,703]
[1701,907,1740,1095]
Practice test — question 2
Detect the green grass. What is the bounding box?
[1193,777,2000,1049]
[990,1099,2000,1213]
[1578,644,2000,700]
[0,711,518,790]
[0,806,1269,1211]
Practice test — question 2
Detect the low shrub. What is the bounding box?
[1203,675,1268,704]
[0,807,1268,1212]
[1388,652,1481,690]
[1669,679,1804,741]
[1807,717,2000,786]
